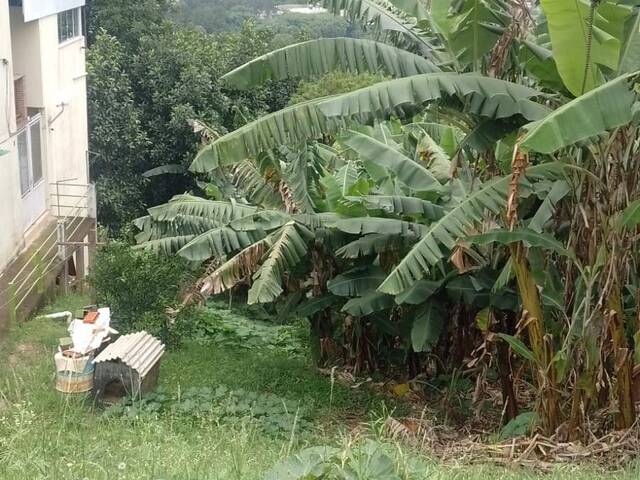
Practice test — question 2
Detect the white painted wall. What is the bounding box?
[0,3,89,273]
[0,2,23,274]
[9,7,43,107]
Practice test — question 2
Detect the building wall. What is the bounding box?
[0,3,23,273]
[0,3,89,273]
[8,7,43,107]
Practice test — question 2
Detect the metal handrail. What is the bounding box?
[0,180,96,321]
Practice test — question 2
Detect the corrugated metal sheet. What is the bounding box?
[94,331,164,377]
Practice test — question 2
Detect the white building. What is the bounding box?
[0,0,94,330]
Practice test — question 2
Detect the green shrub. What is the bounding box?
[104,385,311,438]
[89,242,191,344]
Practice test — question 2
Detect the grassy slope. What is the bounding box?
[0,294,638,479]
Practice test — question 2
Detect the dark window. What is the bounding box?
[58,8,82,44]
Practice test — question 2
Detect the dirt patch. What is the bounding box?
[7,342,41,368]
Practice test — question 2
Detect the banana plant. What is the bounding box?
[140,0,640,437]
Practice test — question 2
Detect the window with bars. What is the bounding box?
[18,117,44,197]
[57,8,82,44]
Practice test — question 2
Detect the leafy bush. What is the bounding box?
[189,305,308,356]
[89,242,191,343]
[105,385,311,437]
[264,439,430,480]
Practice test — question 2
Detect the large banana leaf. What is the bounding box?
[335,232,419,258]
[232,161,284,209]
[528,180,571,233]
[341,129,441,191]
[342,291,394,315]
[414,129,451,182]
[148,195,258,223]
[137,235,196,256]
[190,98,344,173]
[539,0,631,96]
[448,0,505,69]
[316,73,550,121]
[248,222,312,304]
[621,199,640,228]
[468,228,571,258]
[519,73,638,154]
[348,195,446,220]
[327,266,386,297]
[177,227,266,262]
[296,294,339,317]
[411,301,443,352]
[619,10,640,74]
[191,73,548,174]
[221,38,439,90]
[378,162,567,294]
[336,217,425,235]
[282,146,320,214]
[134,214,218,241]
[395,279,442,305]
[200,237,274,297]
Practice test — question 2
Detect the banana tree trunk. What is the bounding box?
[510,243,561,433]
[495,310,519,422]
[607,286,635,429]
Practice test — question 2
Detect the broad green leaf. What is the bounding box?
[341,129,442,191]
[446,274,490,307]
[395,279,442,305]
[347,195,446,220]
[233,160,284,209]
[498,412,537,440]
[621,199,640,228]
[342,291,395,316]
[264,446,338,480]
[335,233,418,258]
[317,73,550,122]
[221,38,439,89]
[529,180,571,233]
[378,163,567,294]
[468,228,571,258]
[619,10,640,73]
[142,164,186,177]
[190,98,344,172]
[192,73,550,173]
[449,0,504,69]
[492,257,514,293]
[137,235,196,256]
[475,307,490,332]
[297,294,339,317]
[336,217,424,235]
[248,223,312,304]
[148,195,258,224]
[520,73,637,154]
[411,302,443,352]
[177,227,266,262]
[328,266,386,297]
[496,333,536,363]
[539,0,631,96]
[415,130,451,182]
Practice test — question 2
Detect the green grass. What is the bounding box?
[0,293,639,479]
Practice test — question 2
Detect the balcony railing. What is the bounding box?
[0,181,97,326]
